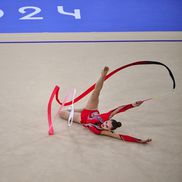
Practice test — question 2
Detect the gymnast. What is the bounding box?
[59,67,152,144]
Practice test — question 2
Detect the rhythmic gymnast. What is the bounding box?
[59,67,152,144]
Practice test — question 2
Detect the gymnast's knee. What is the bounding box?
[59,110,69,120]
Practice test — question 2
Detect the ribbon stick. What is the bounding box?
[142,98,152,103]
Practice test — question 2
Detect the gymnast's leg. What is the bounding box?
[59,66,109,123]
[59,110,81,124]
[84,66,109,110]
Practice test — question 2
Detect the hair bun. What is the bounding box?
[111,119,122,130]
[117,122,122,127]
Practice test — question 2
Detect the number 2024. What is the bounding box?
[0,6,81,20]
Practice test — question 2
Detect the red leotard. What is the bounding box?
[81,104,134,133]
[81,103,142,143]
[81,109,103,134]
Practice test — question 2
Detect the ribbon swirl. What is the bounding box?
[47,60,176,135]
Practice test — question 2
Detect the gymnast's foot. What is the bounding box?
[101,66,109,77]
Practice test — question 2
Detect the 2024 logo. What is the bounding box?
[0,6,81,20]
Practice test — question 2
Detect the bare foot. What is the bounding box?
[101,66,109,77]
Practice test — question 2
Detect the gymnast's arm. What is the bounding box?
[100,130,152,144]
[109,101,144,119]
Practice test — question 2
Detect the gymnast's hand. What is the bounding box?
[132,100,144,107]
[138,138,152,144]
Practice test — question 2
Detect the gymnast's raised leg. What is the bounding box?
[84,66,109,110]
[59,67,109,123]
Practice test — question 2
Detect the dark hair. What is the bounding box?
[111,119,122,130]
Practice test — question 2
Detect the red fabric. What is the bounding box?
[81,109,100,124]
[54,60,175,106]
[80,104,134,135]
[100,104,134,121]
[87,125,102,135]
[119,134,142,143]
[81,109,102,135]
[47,86,60,135]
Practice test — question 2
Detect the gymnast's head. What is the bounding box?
[101,119,122,131]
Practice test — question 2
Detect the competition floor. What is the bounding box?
[0,32,182,182]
